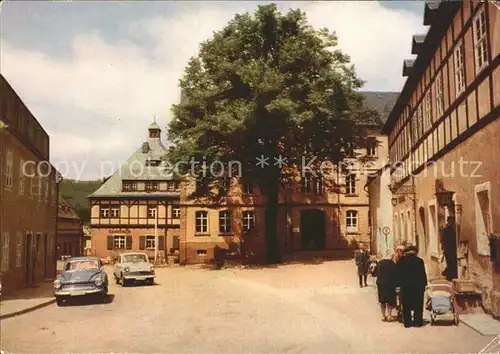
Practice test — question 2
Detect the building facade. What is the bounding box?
[179,92,397,264]
[88,123,181,261]
[0,74,59,294]
[380,1,500,316]
[57,197,83,259]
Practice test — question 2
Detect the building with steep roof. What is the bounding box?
[371,0,500,317]
[57,197,83,259]
[88,122,181,261]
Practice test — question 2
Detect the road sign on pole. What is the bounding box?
[382,227,390,236]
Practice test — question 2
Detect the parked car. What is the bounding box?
[53,256,108,306]
[113,252,155,286]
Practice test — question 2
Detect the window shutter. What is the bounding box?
[126,235,133,250]
[158,236,165,250]
[107,236,113,250]
[139,236,146,250]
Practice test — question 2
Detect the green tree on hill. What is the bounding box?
[166,4,376,263]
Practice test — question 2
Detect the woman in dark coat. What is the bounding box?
[376,252,397,321]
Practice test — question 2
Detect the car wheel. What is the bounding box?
[121,275,127,287]
[147,278,154,286]
[114,275,120,284]
[55,296,65,307]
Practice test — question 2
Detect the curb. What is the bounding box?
[0,298,56,320]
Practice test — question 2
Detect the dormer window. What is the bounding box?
[123,181,138,192]
[142,142,150,153]
[145,158,160,166]
[145,181,159,192]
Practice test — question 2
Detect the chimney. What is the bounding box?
[142,142,150,153]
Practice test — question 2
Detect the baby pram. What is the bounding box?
[425,279,459,325]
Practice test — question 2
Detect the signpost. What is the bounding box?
[382,227,390,254]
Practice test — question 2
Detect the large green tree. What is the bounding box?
[167,4,377,263]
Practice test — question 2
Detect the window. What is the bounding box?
[123,181,137,191]
[195,211,208,233]
[113,235,126,249]
[346,210,358,233]
[473,8,488,73]
[50,183,56,206]
[243,183,253,195]
[242,211,255,232]
[5,150,13,189]
[30,176,40,197]
[346,174,356,195]
[345,143,354,157]
[145,181,159,192]
[172,205,181,219]
[110,207,120,218]
[44,178,49,204]
[435,73,444,119]
[145,235,155,249]
[18,158,25,195]
[100,207,110,218]
[219,211,232,233]
[454,42,466,95]
[475,182,492,256]
[302,172,322,194]
[15,232,23,268]
[1,232,9,271]
[423,90,432,133]
[167,181,179,192]
[38,176,43,202]
[147,207,157,218]
[428,203,438,254]
[47,233,53,256]
[366,137,377,157]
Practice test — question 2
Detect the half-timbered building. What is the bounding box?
[379,0,500,317]
[88,122,181,261]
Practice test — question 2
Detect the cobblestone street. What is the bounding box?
[0,261,495,353]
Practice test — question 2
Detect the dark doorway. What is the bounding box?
[300,209,326,250]
[418,207,426,253]
[24,233,32,285]
[43,234,48,278]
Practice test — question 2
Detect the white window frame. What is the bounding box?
[219,210,232,234]
[50,182,56,206]
[435,73,444,118]
[195,211,208,234]
[110,207,120,218]
[145,235,155,249]
[15,232,23,268]
[167,181,176,192]
[346,174,356,195]
[147,207,157,218]
[5,150,13,190]
[1,232,9,272]
[172,206,181,219]
[100,207,110,218]
[38,176,43,203]
[423,90,432,132]
[454,41,466,95]
[242,211,255,232]
[473,8,488,73]
[475,181,492,256]
[145,181,159,192]
[366,137,377,157]
[44,177,49,204]
[113,235,126,249]
[243,183,253,195]
[346,210,358,233]
[19,158,25,195]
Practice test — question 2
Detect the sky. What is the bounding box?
[0,1,427,180]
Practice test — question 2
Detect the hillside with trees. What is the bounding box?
[59,179,103,224]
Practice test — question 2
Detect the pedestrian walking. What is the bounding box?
[396,245,428,327]
[376,251,397,322]
[355,242,370,287]
[441,216,458,281]
[393,245,404,264]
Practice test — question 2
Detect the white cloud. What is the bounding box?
[1,1,425,179]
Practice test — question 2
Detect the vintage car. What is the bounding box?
[53,256,108,306]
[113,252,155,286]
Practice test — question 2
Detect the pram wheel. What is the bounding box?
[454,314,459,326]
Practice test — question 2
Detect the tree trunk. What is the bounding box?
[264,176,281,264]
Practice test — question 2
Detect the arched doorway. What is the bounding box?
[300,209,326,250]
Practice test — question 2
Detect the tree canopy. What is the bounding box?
[166,4,377,262]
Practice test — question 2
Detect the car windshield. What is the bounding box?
[122,254,148,263]
[65,260,99,271]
